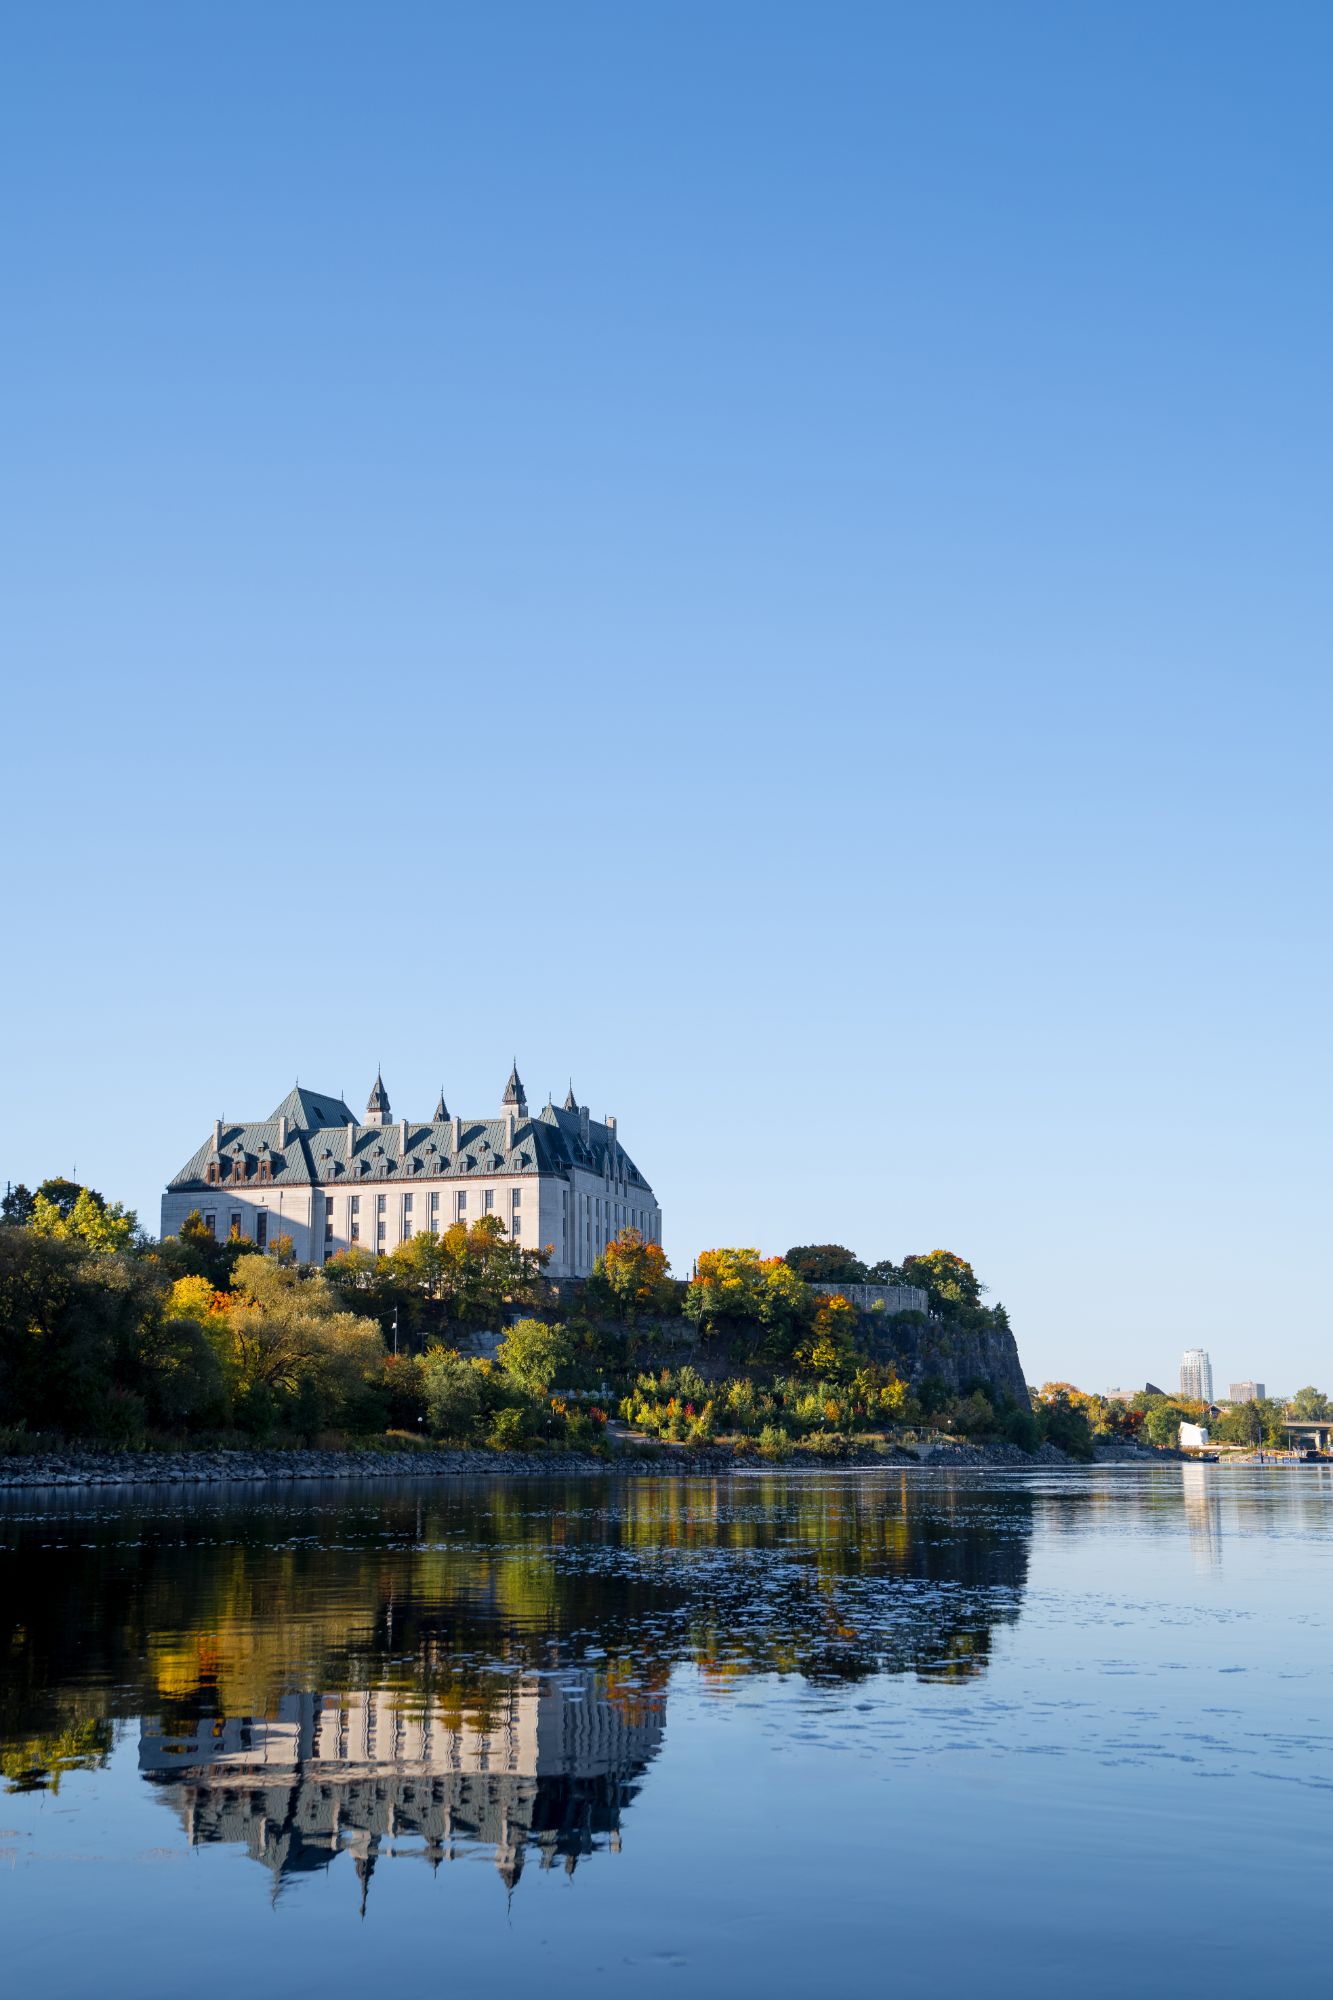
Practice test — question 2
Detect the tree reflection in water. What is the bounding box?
[0,1472,1031,1903]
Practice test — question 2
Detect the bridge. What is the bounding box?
[1280,1417,1332,1452]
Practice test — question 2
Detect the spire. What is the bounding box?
[502,1060,527,1116]
[433,1087,448,1121]
[355,1841,378,1918]
[365,1070,390,1127]
[563,1080,578,1111]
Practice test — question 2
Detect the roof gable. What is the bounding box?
[269,1085,355,1129]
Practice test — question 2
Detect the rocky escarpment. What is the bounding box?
[861,1312,1028,1407]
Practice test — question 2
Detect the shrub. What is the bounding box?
[488,1406,529,1451]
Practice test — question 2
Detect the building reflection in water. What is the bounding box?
[138,1671,664,1904]
[1179,1465,1223,1570]
[4,1471,1034,1902]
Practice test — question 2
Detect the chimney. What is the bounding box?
[400,1117,409,1153]
[277,1115,288,1150]
[504,1110,516,1148]
[449,1115,462,1155]
[212,1118,222,1154]
[579,1105,590,1147]
[607,1115,617,1156]
[347,1120,357,1162]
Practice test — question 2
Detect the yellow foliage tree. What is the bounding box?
[166,1275,221,1326]
[30,1187,135,1255]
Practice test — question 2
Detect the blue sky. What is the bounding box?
[2,2,1329,1391]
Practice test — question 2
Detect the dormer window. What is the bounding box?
[206,1161,221,1186]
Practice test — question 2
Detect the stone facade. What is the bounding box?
[161,1066,661,1279]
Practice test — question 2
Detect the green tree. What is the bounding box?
[783,1245,867,1284]
[901,1250,984,1318]
[0,1228,159,1435]
[1290,1385,1331,1420]
[1141,1400,1194,1449]
[1,1184,35,1227]
[864,1258,906,1285]
[951,1389,999,1438]
[1037,1391,1096,1460]
[138,1315,229,1429]
[154,1211,251,1290]
[219,1255,384,1431]
[420,1346,485,1439]
[496,1317,570,1399]
[760,1259,814,1340]
[1214,1400,1263,1445]
[792,1294,858,1378]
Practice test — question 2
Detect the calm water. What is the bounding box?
[1,1466,1330,1997]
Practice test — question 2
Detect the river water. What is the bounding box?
[1,1465,1329,1997]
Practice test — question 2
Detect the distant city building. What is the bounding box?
[1105,1388,1138,1404]
[162,1064,660,1278]
[1179,1349,1213,1402]
[1228,1381,1265,1403]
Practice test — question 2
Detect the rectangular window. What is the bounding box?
[402,1194,413,1240]
[203,1213,216,1238]
[456,1190,467,1222]
[484,1188,495,1213]
[377,1220,386,1244]
[429,1192,440,1222]
[324,1202,334,1240]
[255,1212,268,1249]
[377,1193,387,1215]
[230,1212,242,1239]
[403,1193,413,1213]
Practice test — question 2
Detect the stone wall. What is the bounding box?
[811,1282,929,1316]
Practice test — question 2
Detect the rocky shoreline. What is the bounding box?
[0,1436,1179,1489]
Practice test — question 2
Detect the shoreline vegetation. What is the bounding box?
[4,1177,1302,1477]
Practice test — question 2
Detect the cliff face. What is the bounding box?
[863,1313,1028,1407]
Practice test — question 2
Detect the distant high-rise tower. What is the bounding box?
[1228,1380,1265,1404]
[1180,1348,1213,1402]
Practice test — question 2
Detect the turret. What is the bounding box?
[365,1071,391,1128]
[502,1061,527,1118]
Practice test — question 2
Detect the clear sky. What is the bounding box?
[2,3,1329,1393]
